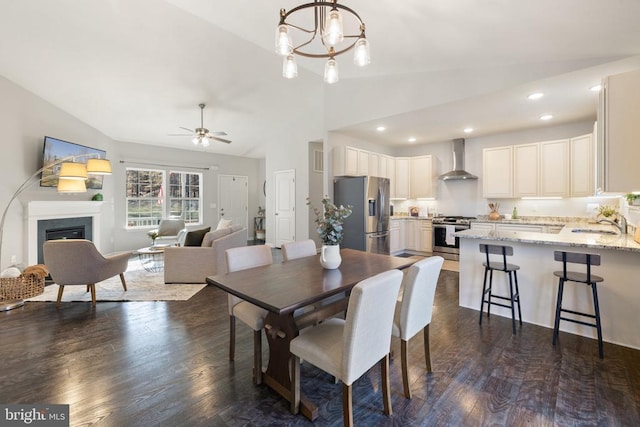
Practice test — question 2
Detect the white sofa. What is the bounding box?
[163,225,248,284]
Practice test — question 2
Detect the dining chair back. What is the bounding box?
[224,244,273,385]
[289,269,403,426]
[392,256,444,398]
[281,239,317,261]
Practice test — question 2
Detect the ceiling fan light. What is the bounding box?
[353,37,370,67]
[201,136,211,147]
[282,54,298,79]
[323,9,344,46]
[192,137,200,145]
[324,58,339,84]
[275,24,293,56]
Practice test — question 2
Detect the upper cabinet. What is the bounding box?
[395,157,411,199]
[484,134,592,199]
[539,139,569,197]
[333,145,360,176]
[410,155,435,199]
[483,146,513,198]
[570,134,594,197]
[598,69,640,193]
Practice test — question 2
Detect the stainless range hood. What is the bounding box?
[438,138,478,181]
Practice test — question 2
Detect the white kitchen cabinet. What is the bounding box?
[394,157,411,199]
[470,222,495,233]
[598,69,640,193]
[368,152,379,177]
[378,155,388,179]
[390,220,403,254]
[540,139,569,197]
[333,146,360,176]
[483,146,513,198]
[388,157,396,198]
[570,133,594,197]
[418,220,433,252]
[513,143,539,197]
[410,155,435,199]
[496,224,545,233]
[404,220,417,251]
[358,150,369,176]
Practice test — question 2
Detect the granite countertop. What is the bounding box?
[456,222,640,253]
[472,215,590,226]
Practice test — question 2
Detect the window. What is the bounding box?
[126,168,202,228]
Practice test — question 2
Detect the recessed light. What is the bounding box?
[408,137,416,143]
[376,126,386,132]
[528,92,544,100]
[590,84,602,92]
[540,114,553,121]
[463,127,473,133]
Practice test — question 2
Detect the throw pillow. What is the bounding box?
[183,227,211,247]
[201,228,231,247]
[216,218,233,230]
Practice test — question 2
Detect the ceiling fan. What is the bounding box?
[169,103,231,146]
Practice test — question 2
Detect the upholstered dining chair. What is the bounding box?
[281,239,317,261]
[289,269,403,427]
[225,245,273,385]
[392,256,444,399]
[43,239,131,307]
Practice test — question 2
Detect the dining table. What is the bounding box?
[206,248,417,421]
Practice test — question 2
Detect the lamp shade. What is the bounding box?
[57,178,87,193]
[324,58,339,84]
[86,158,112,175]
[283,54,298,79]
[59,162,88,180]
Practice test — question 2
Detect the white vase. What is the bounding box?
[320,244,341,269]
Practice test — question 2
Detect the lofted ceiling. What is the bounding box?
[1,0,640,157]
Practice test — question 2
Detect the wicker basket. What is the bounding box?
[0,275,45,301]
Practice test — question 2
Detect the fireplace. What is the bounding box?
[37,217,93,264]
[27,201,103,266]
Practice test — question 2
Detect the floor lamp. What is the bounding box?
[0,156,112,311]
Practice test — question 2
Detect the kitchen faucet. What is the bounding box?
[597,215,628,234]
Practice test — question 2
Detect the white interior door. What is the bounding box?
[274,169,295,248]
[218,175,248,230]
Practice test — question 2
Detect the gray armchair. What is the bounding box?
[43,239,131,307]
[148,218,187,246]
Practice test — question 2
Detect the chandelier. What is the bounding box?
[275,0,371,84]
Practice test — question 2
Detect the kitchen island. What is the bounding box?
[457,223,640,350]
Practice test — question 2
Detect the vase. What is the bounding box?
[488,211,500,220]
[320,244,341,269]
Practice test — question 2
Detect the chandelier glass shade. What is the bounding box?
[275,0,370,84]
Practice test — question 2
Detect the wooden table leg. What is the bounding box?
[263,312,318,421]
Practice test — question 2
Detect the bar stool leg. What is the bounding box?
[487,269,494,319]
[479,266,489,325]
[591,282,604,359]
[508,271,516,335]
[553,278,565,346]
[514,270,522,326]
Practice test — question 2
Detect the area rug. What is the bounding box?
[25,259,206,303]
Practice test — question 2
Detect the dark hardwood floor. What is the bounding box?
[2,263,639,426]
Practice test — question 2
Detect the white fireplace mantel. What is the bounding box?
[27,201,103,265]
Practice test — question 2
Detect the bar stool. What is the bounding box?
[478,244,522,335]
[552,251,604,359]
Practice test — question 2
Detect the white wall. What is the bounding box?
[0,75,116,267]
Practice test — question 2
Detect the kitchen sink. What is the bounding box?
[571,228,618,235]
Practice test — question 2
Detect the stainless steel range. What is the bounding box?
[432,216,476,260]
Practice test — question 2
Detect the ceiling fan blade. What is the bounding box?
[211,136,232,144]
[179,126,195,133]
[210,131,227,136]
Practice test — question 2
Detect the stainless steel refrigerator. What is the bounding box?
[333,176,390,254]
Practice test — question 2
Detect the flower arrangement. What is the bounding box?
[308,197,353,246]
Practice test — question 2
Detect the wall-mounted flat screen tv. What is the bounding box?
[41,136,107,189]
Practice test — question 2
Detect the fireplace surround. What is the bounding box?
[27,201,102,265]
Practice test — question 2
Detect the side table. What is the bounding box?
[136,245,169,272]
